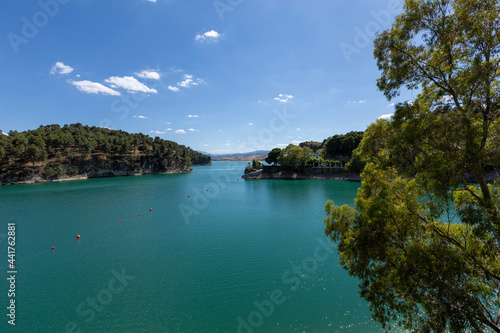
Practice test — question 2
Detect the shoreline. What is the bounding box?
[242,166,500,183]
[242,166,361,181]
[0,167,194,186]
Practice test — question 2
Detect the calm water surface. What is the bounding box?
[0,161,401,332]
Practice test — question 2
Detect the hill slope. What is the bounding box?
[0,124,211,185]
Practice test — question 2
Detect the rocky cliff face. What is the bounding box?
[0,157,192,185]
[242,166,361,181]
[242,166,500,183]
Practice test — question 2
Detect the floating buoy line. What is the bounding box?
[2,178,243,268]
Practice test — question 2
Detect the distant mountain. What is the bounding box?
[210,150,269,161]
[197,151,211,156]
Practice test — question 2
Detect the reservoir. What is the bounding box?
[0,161,403,332]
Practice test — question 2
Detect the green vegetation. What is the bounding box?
[324,1,500,332]
[321,131,363,160]
[278,144,313,172]
[0,124,210,183]
[252,159,262,167]
[304,157,342,167]
[344,146,366,172]
[264,132,363,173]
[298,141,322,152]
[264,148,282,165]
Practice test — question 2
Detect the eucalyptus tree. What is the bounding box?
[324,0,500,331]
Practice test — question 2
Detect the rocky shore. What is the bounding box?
[242,166,500,183]
[242,166,362,181]
[0,166,192,186]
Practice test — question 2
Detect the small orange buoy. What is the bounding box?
[162,205,164,207]
[120,220,122,223]
[76,235,80,239]
[138,214,140,216]
[149,208,152,211]
[188,195,190,198]
[51,247,55,250]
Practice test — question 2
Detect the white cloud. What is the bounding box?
[296,128,301,131]
[378,113,394,120]
[71,80,121,96]
[187,115,199,118]
[388,103,395,107]
[168,85,180,92]
[274,93,294,103]
[195,30,221,43]
[146,0,157,2]
[50,62,74,75]
[133,115,149,119]
[249,123,253,126]
[188,128,199,132]
[153,130,166,134]
[166,128,173,131]
[135,70,160,80]
[225,143,231,146]
[202,144,209,147]
[175,129,186,134]
[348,100,367,104]
[165,122,171,125]
[105,76,158,94]
[177,74,203,88]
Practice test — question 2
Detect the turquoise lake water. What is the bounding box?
[0,161,401,332]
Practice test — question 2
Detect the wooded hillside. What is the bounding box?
[0,123,211,184]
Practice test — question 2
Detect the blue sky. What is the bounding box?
[1,0,413,154]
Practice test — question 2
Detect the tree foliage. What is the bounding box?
[322,131,364,159]
[0,124,211,181]
[344,146,366,172]
[324,1,500,332]
[265,148,282,165]
[299,141,322,152]
[278,144,313,172]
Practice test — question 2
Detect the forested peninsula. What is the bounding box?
[0,124,211,185]
[243,131,365,180]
